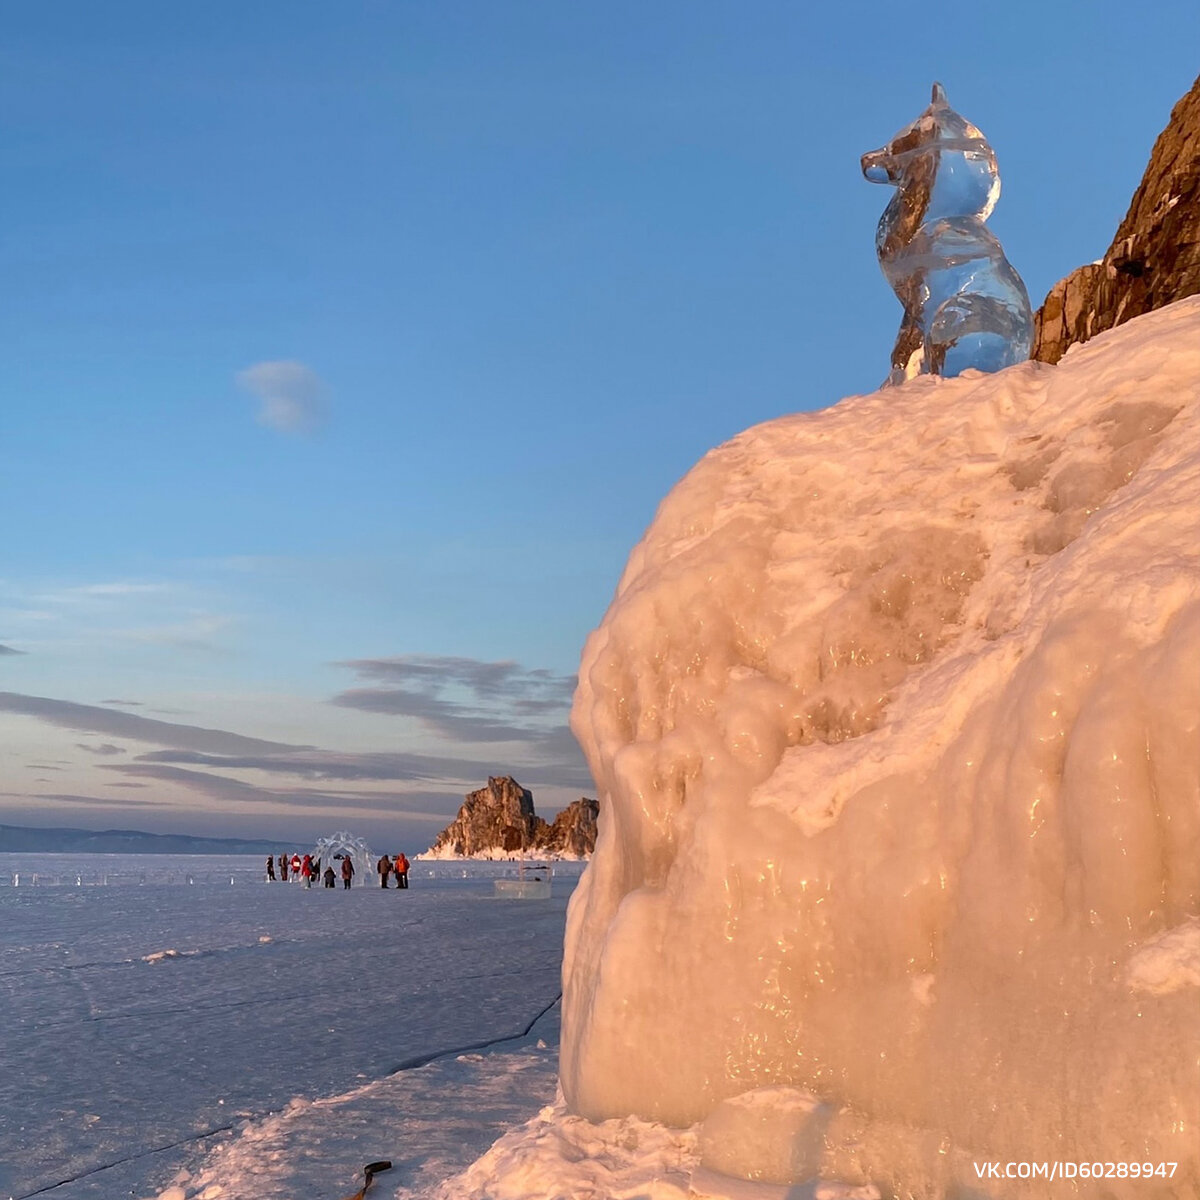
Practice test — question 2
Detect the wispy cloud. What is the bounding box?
[0,692,312,756]
[24,581,174,609]
[0,578,238,659]
[129,747,594,790]
[330,655,578,748]
[0,644,24,655]
[100,763,451,821]
[2,791,163,809]
[237,360,327,434]
[331,688,539,742]
[0,677,593,803]
[340,656,575,701]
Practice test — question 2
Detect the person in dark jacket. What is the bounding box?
[266,856,276,881]
[394,853,409,889]
[376,854,392,888]
[341,855,354,889]
[278,853,288,882]
[323,864,336,888]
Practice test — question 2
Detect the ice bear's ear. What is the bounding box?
[931,82,948,107]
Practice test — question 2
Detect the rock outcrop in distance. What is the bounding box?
[1033,73,1200,363]
[539,796,601,858]
[422,775,599,859]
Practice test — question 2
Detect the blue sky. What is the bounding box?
[2,2,1197,848]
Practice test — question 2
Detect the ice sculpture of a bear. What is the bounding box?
[862,83,1033,384]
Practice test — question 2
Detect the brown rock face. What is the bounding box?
[534,798,600,858]
[427,776,600,858]
[428,775,539,857]
[1033,74,1200,363]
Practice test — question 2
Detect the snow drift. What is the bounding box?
[562,299,1200,1195]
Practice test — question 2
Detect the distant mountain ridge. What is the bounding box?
[0,823,278,855]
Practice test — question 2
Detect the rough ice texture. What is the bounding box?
[1033,73,1200,365]
[563,298,1200,1197]
[429,1096,879,1200]
[699,1086,832,1185]
[428,1100,699,1200]
[1126,919,1200,996]
[862,84,1033,384]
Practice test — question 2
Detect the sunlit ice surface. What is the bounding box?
[562,299,1200,1197]
[862,84,1033,385]
[0,855,583,1199]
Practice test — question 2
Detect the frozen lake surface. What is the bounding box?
[0,854,581,1199]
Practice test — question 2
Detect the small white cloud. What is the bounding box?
[237,360,327,434]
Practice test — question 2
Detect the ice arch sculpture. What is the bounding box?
[561,300,1200,1196]
[862,83,1033,384]
[311,831,373,885]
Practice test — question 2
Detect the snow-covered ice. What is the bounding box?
[0,854,581,1199]
[562,299,1200,1195]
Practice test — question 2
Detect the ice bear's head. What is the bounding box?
[861,83,1000,222]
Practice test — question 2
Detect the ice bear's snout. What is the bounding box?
[861,147,893,184]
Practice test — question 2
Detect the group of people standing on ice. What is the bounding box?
[375,853,410,889]
[265,851,409,889]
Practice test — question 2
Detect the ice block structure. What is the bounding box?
[311,831,373,885]
[862,83,1033,384]
[562,299,1200,1197]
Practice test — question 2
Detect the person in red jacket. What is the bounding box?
[340,855,354,889]
[301,853,314,888]
[290,853,302,880]
[393,853,409,889]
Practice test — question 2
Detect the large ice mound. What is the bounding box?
[563,299,1200,1196]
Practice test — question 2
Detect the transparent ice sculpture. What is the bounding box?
[862,83,1033,384]
[311,830,373,886]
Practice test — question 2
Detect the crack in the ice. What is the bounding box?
[7,993,563,1199]
[9,1123,237,1199]
[384,990,562,1074]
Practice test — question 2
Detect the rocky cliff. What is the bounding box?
[1033,74,1200,363]
[534,797,600,858]
[424,776,599,859]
